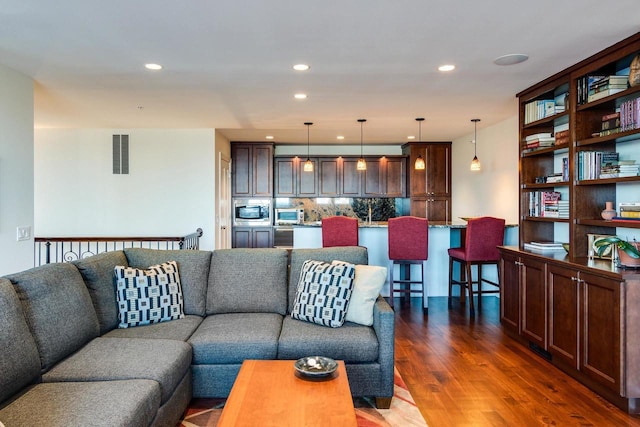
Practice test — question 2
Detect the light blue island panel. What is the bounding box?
[293,222,518,298]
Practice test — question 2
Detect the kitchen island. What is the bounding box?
[293,221,518,298]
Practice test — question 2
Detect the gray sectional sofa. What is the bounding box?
[0,246,394,427]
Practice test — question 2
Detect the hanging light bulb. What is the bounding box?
[414,117,426,170]
[356,119,367,171]
[470,118,481,171]
[303,122,314,172]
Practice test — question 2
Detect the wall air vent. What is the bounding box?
[113,134,129,174]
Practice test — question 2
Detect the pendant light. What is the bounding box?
[414,117,426,170]
[303,122,314,172]
[470,118,481,171]
[356,119,367,171]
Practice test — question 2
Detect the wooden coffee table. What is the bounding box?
[217,359,357,427]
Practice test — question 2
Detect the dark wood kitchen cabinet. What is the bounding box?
[274,156,318,197]
[402,142,451,220]
[361,156,406,197]
[232,226,273,248]
[231,143,273,197]
[499,246,640,413]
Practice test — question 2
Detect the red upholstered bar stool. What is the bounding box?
[448,216,505,316]
[321,216,359,247]
[387,216,429,310]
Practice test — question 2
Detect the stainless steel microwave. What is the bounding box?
[233,199,272,226]
[275,208,304,225]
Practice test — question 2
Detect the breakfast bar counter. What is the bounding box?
[293,221,518,297]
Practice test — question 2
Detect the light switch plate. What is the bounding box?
[17,226,31,241]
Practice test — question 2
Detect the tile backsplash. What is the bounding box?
[274,197,406,222]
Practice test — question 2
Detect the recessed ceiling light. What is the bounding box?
[265,135,274,140]
[494,53,529,66]
[438,64,455,72]
[294,93,308,99]
[144,63,163,71]
[293,64,310,71]
[336,136,345,140]
[407,135,416,140]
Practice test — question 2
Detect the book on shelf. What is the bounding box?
[620,203,640,218]
[587,87,626,103]
[524,100,556,124]
[620,97,640,131]
[577,74,606,105]
[529,241,564,247]
[611,216,640,223]
[523,242,567,252]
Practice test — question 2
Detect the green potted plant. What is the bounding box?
[594,236,640,267]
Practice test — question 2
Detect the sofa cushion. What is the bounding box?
[124,248,212,317]
[207,248,288,315]
[103,314,203,341]
[333,262,387,326]
[291,260,355,328]
[114,261,184,328]
[189,313,283,364]
[277,316,379,363]
[42,337,192,404]
[0,380,160,427]
[0,278,41,405]
[288,247,368,313]
[6,263,100,373]
[73,251,128,334]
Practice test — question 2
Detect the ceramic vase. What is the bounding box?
[601,201,616,221]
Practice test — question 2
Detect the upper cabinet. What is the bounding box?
[274,156,318,197]
[232,143,273,197]
[274,155,406,198]
[517,32,640,258]
[402,142,452,221]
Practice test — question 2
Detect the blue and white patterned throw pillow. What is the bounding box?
[114,261,184,328]
[291,259,355,328]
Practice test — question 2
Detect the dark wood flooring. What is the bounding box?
[391,296,640,427]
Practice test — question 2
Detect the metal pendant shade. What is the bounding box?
[470,118,481,171]
[304,122,313,172]
[414,117,426,170]
[357,119,367,171]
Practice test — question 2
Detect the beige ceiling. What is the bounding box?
[1,1,638,144]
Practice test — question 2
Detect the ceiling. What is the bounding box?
[1,1,638,144]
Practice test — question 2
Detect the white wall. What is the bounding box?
[451,116,519,225]
[0,65,34,275]
[34,129,217,249]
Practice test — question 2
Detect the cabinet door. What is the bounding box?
[409,145,427,196]
[426,197,450,221]
[232,145,252,197]
[232,227,252,248]
[580,271,622,394]
[274,157,296,197]
[384,157,406,197]
[426,144,451,197]
[362,158,383,196]
[318,157,340,196]
[548,263,580,368]
[252,145,273,196]
[500,251,521,334]
[341,158,362,196]
[297,159,318,196]
[521,257,547,349]
[253,227,273,248]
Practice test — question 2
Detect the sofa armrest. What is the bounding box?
[372,295,395,398]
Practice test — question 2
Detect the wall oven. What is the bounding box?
[233,199,272,226]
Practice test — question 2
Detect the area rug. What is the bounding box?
[179,368,427,427]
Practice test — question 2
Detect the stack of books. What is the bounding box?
[618,160,639,177]
[554,129,570,146]
[587,75,629,102]
[620,96,640,131]
[577,74,605,105]
[528,191,564,217]
[523,241,567,253]
[524,132,555,150]
[598,112,621,137]
[619,203,640,218]
[577,151,619,180]
[524,100,556,124]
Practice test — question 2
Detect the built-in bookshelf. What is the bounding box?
[517,32,640,259]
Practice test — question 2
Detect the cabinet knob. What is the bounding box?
[571,276,578,282]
